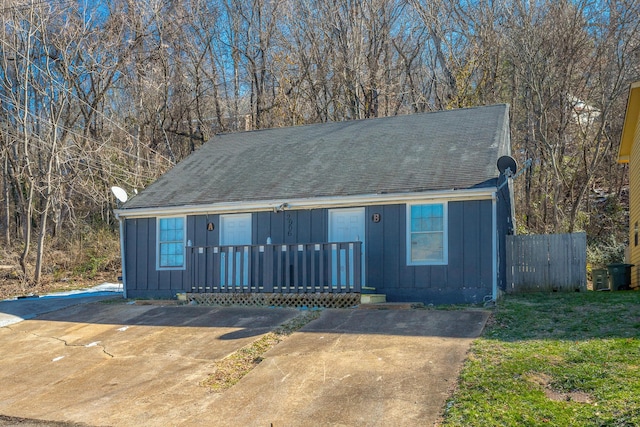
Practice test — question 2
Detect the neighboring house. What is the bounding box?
[617,81,640,288]
[569,95,601,128]
[115,104,514,305]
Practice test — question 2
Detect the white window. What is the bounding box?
[407,203,447,265]
[157,217,186,269]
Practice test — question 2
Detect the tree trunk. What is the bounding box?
[3,156,10,247]
[34,197,50,284]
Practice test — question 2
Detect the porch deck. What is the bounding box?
[187,241,362,294]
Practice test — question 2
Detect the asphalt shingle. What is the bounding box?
[122,104,511,210]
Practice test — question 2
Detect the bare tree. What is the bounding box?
[0,0,637,284]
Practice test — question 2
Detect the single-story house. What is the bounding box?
[115,104,514,305]
[617,81,640,288]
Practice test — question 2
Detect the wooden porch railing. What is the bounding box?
[187,242,362,293]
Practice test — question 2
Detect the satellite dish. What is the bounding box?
[111,186,128,203]
[497,156,518,178]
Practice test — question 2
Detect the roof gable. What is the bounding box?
[123,104,511,210]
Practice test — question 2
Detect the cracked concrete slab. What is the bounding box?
[0,303,300,426]
[185,309,490,427]
[0,304,489,426]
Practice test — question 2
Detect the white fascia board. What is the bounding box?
[115,187,496,218]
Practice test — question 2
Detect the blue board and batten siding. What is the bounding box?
[496,180,514,297]
[124,217,187,296]
[367,201,496,304]
[123,198,508,304]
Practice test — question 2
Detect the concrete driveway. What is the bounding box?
[0,283,123,327]
[0,302,489,427]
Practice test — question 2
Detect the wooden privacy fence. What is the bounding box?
[506,232,587,293]
[187,241,362,294]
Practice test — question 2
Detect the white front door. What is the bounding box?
[220,213,252,286]
[329,208,365,286]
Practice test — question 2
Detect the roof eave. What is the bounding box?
[618,82,640,163]
[115,187,497,218]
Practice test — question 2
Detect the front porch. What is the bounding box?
[185,241,371,308]
[187,241,364,294]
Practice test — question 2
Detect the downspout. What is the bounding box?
[491,191,498,302]
[117,213,127,299]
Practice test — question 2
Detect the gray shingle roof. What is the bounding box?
[122,104,511,210]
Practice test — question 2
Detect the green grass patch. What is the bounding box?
[442,292,640,426]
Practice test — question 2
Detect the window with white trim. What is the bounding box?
[407,203,447,265]
[157,217,186,269]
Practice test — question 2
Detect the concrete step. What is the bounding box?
[360,294,386,304]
